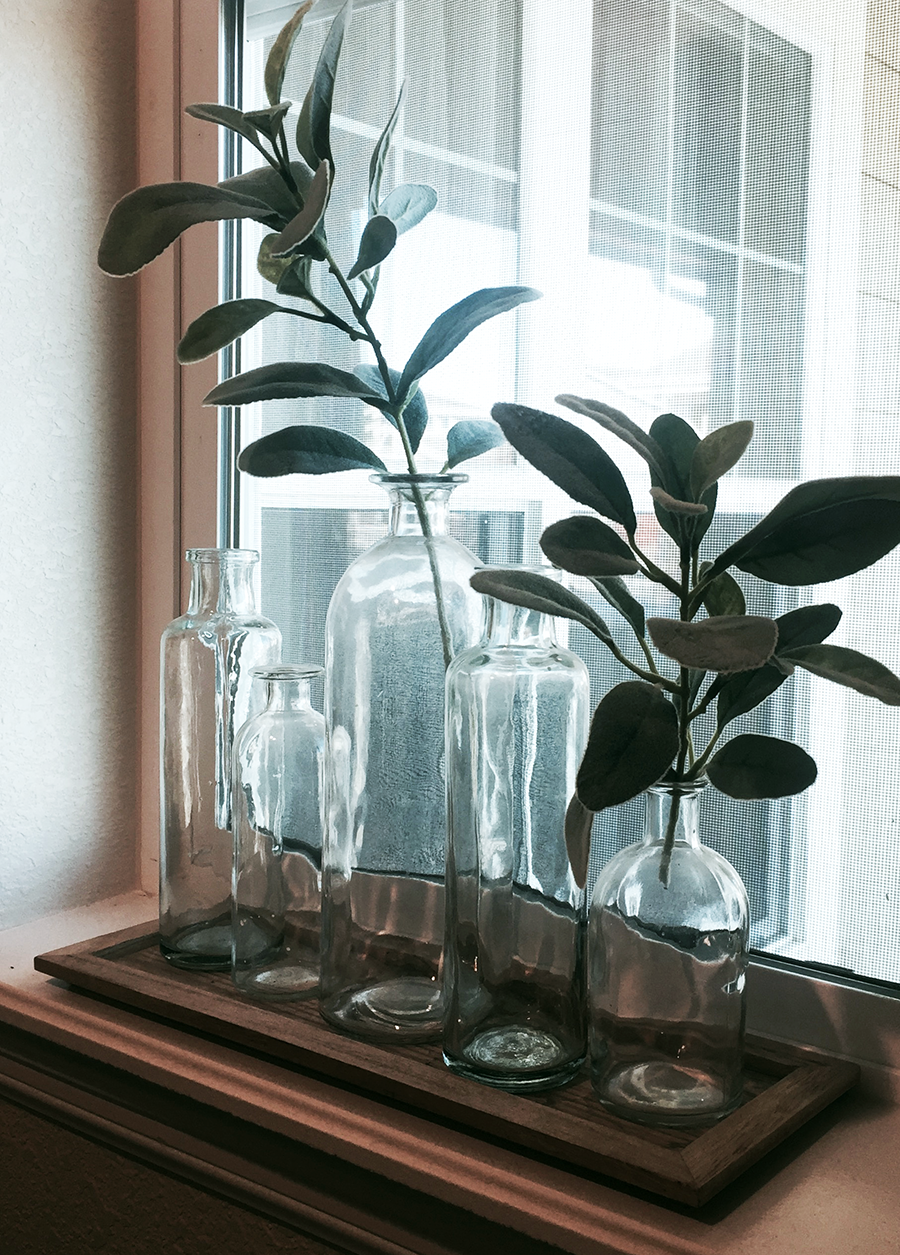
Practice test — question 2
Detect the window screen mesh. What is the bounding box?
[231,0,900,985]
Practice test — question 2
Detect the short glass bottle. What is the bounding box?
[159,548,281,970]
[320,473,483,1042]
[443,591,590,1090]
[231,665,325,999]
[589,779,749,1126]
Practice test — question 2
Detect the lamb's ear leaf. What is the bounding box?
[220,163,314,227]
[296,0,353,168]
[470,569,614,647]
[780,643,900,705]
[379,183,438,233]
[203,362,382,407]
[244,102,293,143]
[689,420,754,501]
[492,403,636,534]
[703,570,746,618]
[588,576,646,640]
[576,682,679,811]
[185,103,259,144]
[540,515,639,577]
[649,413,717,545]
[564,796,594,890]
[347,216,397,279]
[398,287,541,397]
[268,161,331,256]
[353,364,428,454]
[178,299,286,364]
[648,615,777,672]
[368,82,405,215]
[238,425,386,477]
[707,734,817,799]
[98,183,280,276]
[555,395,667,480]
[709,477,900,586]
[265,0,316,105]
[445,420,505,468]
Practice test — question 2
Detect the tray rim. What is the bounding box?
[33,921,860,1207]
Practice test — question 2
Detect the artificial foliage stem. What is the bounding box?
[629,534,682,598]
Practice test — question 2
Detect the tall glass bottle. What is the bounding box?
[160,548,281,970]
[321,473,483,1042]
[443,590,590,1090]
[589,780,749,1125]
[232,665,325,999]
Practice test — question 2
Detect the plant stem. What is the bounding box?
[629,535,682,598]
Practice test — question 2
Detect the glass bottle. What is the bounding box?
[232,665,325,999]
[443,589,591,1090]
[589,780,749,1125]
[320,473,483,1042]
[159,548,281,970]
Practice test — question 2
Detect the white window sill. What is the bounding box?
[1,894,899,1255]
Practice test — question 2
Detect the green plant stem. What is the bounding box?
[659,548,695,886]
[629,535,681,598]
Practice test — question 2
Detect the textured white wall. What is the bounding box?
[0,1,139,928]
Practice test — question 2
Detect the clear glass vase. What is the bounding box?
[232,665,325,999]
[443,588,590,1090]
[159,548,281,970]
[589,780,749,1125]
[320,473,483,1042]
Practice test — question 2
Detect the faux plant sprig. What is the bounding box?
[98,0,538,665]
[474,398,900,887]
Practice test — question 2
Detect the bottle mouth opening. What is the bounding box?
[186,547,259,564]
[370,473,468,486]
[252,664,324,682]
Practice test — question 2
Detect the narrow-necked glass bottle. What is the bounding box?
[320,473,483,1042]
[443,587,590,1090]
[232,665,325,999]
[160,548,281,970]
[589,779,749,1125]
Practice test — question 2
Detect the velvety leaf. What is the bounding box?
[776,603,843,651]
[649,413,717,546]
[203,362,382,408]
[576,682,679,811]
[398,287,541,397]
[185,103,259,144]
[648,615,778,672]
[347,215,397,279]
[703,570,746,618]
[269,161,331,255]
[238,424,386,477]
[98,182,279,276]
[707,734,817,799]
[296,0,352,167]
[275,255,317,299]
[445,420,505,468]
[555,394,666,480]
[588,576,646,640]
[540,515,639,577]
[492,404,637,534]
[470,569,614,646]
[689,420,754,501]
[379,183,438,233]
[220,163,313,227]
[709,477,900,586]
[177,299,286,364]
[353,363,428,453]
[649,486,707,515]
[780,643,900,705]
[564,795,594,890]
[264,0,315,105]
[368,83,405,216]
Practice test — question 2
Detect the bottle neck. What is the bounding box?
[643,783,705,849]
[485,597,555,648]
[256,665,323,713]
[375,475,464,538]
[187,550,259,617]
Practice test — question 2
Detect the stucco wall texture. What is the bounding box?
[0,1,140,928]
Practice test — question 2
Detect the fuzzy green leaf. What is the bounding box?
[470,569,614,646]
[648,615,778,672]
[98,182,279,276]
[588,576,646,640]
[368,83,405,216]
[296,0,352,168]
[379,183,438,233]
[398,287,540,397]
[540,515,639,577]
[492,404,637,534]
[781,643,900,705]
[353,364,428,453]
[445,420,505,469]
[576,682,679,811]
[564,795,594,890]
[264,1,315,105]
[347,215,397,280]
[269,161,331,256]
[238,424,386,477]
[555,395,667,480]
[710,477,900,586]
[178,299,287,364]
[689,420,754,501]
[185,103,259,144]
[649,413,717,546]
[649,486,708,516]
[703,570,746,618]
[220,163,312,228]
[707,734,817,799]
[244,102,293,143]
[203,362,382,408]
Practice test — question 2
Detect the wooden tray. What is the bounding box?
[34,923,859,1207]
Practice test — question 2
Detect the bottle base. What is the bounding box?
[233,962,319,1000]
[594,1060,742,1127]
[445,1026,583,1092]
[320,977,443,1042]
[160,918,232,972]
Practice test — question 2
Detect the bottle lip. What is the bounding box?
[252,664,324,682]
[370,472,468,486]
[186,547,259,564]
[648,775,709,796]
